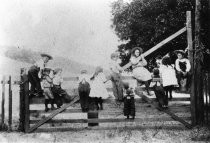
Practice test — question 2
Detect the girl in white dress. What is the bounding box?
[130,47,152,95]
[89,67,109,110]
[89,66,109,99]
[160,56,178,99]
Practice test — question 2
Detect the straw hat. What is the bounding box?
[131,47,143,55]
[175,50,185,56]
[41,53,53,60]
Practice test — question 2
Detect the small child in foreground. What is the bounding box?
[123,82,135,119]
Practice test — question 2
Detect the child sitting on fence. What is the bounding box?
[42,68,55,112]
[89,66,108,110]
[123,82,135,119]
[51,68,73,108]
[78,70,91,112]
[28,53,53,97]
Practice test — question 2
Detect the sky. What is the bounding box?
[0,0,124,68]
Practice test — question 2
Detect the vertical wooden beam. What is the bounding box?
[194,0,204,125]
[18,68,25,131]
[8,75,12,131]
[186,11,196,125]
[186,11,193,65]
[23,70,30,133]
[1,76,5,125]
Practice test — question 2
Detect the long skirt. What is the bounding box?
[132,67,152,82]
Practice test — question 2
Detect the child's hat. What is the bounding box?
[81,70,87,74]
[41,53,53,60]
[131,47,143,55]
[54,68,62,74]
[175,50,185,55]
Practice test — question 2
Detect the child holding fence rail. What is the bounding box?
[109,52,124,102]
[78,70,91,112]
[160,56,178,100]
[51,68,73,108]
[89,66,108,110]
[41,68,55,112]
[28,53,53,97]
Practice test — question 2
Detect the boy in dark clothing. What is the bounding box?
[153,66,168,108]
[78,70,91,112]
[28,53,53,97]
[123,83,135,119]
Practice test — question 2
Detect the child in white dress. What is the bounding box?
[160,56,178,100]
[89,66,109,110]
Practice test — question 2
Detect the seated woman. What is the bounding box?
[130,47,152,95]
[175,50,191,91]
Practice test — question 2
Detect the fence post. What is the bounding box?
[18,68,25,131]
[186,11,196,126]
[1,76,6,129]
[8,75,12,131]
[23,70,30,133]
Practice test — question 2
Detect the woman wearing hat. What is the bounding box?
[130,47,152,95]
[175,50,191,91]
[28,53,53,97]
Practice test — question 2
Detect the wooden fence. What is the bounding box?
[0,75,14,131]
[16,68,193,133]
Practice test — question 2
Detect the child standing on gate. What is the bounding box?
[109,52,124,102]
[42,68,55,112]
[78,70,91,112]
[51,68,73,108]
[89,67,108,110]
[123,82,135,119]
[160,56,178,100]
[28,54,53,97]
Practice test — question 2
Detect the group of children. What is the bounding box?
[28,49,190,118]
[152,50,191,108]
[28,54,72,112]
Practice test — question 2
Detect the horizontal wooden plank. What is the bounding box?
[30,116,191,124]
[35,125,189,132]
[30,106,190,115]
[30,96,190,104]
[61,76,161,82]
[28,96,80,133]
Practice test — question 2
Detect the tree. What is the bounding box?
[111,0,194,65]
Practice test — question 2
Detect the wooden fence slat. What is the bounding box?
[35,125,189,132]
[28,96,79,133]
[8,76,12,131]
[1,76,5,125]
[30,116,191,124]
[18,68,25,131]
[23,73,30,133]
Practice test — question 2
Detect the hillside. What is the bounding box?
[2,46,96,76]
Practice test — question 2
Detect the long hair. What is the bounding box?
[90,66,103,80]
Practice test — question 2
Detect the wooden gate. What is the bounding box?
[18,11,197,133]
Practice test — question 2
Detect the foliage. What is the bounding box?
[111,0,194,65]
